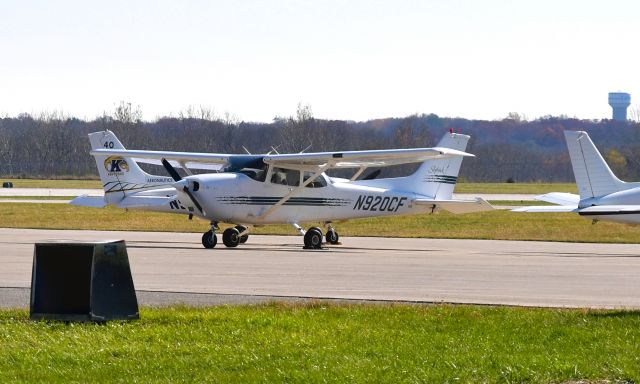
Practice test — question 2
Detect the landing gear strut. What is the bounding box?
[235,225,249,243]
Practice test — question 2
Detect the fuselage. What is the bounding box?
[136,171,434,225]
[578,187,640,224]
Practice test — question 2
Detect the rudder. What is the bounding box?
[564,130,626,199]
[410,132,470,199]
[89,131,169,203]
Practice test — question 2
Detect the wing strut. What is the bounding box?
[258,164,331,220]
[350,166,367,181]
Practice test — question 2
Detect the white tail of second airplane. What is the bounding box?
[89,131,173,204]
[564,130,628,199]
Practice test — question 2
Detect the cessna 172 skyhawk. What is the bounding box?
[72,130,492,249]
[514,130,640,224]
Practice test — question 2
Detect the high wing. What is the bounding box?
[91,149,232,168]
[262,147,473,170]
[132,158,224,171]
[414,197,494,214]
[92,146,473,172]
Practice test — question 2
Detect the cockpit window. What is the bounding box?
[239,167,267,182]
[270,167,300,186]
[303,171,327,188]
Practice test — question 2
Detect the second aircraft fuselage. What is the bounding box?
[578,187,640,224]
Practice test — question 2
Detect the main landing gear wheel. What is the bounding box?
[202,231,217,249]
[223,227,241,248]
[326,229,339,245]
[304,227,323,249]
[235,225,249,244]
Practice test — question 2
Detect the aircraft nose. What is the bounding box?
[172,179,187,191]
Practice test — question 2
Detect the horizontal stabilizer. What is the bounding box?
[512,205,578,213]
[535,192,580,206]
[414,197,494,214]
[115,196,176,209]
[69,195,107,208]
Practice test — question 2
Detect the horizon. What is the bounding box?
[0,103,621,124]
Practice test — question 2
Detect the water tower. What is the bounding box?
[608,92,631,121]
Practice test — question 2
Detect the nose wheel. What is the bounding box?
[202,230,217,249]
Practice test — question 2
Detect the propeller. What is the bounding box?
[161,158,204,214]
[361,169,381,180]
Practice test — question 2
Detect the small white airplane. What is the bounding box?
[514,130,640,224]
[72,130,493,249]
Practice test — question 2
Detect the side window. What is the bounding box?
[239,168,266,182]
[303,171,327,188]
[270,167,300,186]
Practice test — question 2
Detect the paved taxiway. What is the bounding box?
[1,228,638,309]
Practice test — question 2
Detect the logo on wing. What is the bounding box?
[104,156,129,174]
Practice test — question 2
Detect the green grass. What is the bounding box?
[455,182,577,194]
[0,178,101,188]
[1,203,639,243]
[0,304,639,383]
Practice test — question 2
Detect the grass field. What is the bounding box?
[0,178,578,194]
[0,304,638,383]
[1,203,639,243]
[0,178,101,189]
[455,182,577,194]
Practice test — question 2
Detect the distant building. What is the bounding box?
[608,92,631,121]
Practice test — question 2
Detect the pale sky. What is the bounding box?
[1,0,639,122]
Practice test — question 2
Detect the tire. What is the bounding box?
[326,230,339,245]
[223,227,241,248]
[202,231,217,249]
[304,227,323,249]
[235,225,249,244]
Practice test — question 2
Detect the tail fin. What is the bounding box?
[89,131,170,203]
[564,130,626,199]
[410,132,470,199]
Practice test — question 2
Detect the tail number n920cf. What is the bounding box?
[353,195,406,212]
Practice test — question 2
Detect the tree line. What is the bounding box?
[1,103,639,182]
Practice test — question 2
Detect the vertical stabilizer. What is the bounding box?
[410,132,470,199]
[89,131,170,203]
[564,130,626,199]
